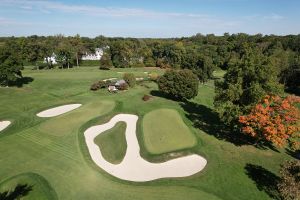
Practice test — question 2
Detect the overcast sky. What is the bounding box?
[0,0,299,38]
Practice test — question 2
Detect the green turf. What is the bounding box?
[94,121,127,164]
[142,109,197,154]
[0,67,295,200]
[38,101,115,136]
[0,173,58,200]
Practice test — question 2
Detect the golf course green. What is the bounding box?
[142,109,197,154]
[0,67,293,199]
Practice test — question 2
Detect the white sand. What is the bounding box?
[37,104,82,117]
[0,121,11,132]
[84,114,207,182]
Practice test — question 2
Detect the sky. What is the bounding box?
[0,0,299,38]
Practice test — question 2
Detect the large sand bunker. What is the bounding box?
[0,121,11,132]
[37,104,82,117]
[84,114,207,182]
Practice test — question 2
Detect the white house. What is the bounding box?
[82,46,109,60]
[44,53,57,64]
[44,47,109,64]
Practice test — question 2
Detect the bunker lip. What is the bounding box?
[84,114,207,182]
[37,104,82,117]
[0,121,11,132]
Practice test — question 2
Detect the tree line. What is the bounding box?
[0,33,299,86]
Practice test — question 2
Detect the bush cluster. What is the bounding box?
[148,72,159,81]
[123,73,136,87]
[90,80,110,91]
[117,82,129,90]
[142,95,152,101]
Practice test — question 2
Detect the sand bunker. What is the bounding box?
[84,114,207,182]
[37,104,82,117]
[0,121,11,132]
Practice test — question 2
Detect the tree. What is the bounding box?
[157,69,199,100]
[123,73,136,87]
[182,47,215,83]
[55,42,72,69]
[278,160,300,200]
[0,42,23,86]
[70,34,84,67]
[239,95,300,148]
[214,44,284,125]
[99,52,113,70]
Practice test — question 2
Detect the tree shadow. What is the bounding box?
[150,90,181,101]
[286,149,300,160]
[180,101,251,146]
[285,87,300,96]
[180,100,281,151]
[0,184,33,200]
[8,77,34,87]
[245,164,281,200]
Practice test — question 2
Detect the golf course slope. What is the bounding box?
[37,104,82,117]
[0,121,11,132]
[84,114,207,182]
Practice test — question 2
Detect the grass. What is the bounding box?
[0,66,295,200]
[94,122,127,164]
[142,108,197,154]
[38,101,115,136]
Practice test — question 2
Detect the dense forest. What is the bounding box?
[0,33,299,91]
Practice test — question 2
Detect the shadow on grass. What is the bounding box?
[286,149,300,160]
[0,184,33,200]
[8,77,34,87]
[180,101,281,152]
[150,90,181,101]
[180,101,251,146]
[245,164,281,200]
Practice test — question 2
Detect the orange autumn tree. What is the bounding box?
[239,95,300,148]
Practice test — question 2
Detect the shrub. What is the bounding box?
[142,95,152,101]
[117,82,129,90]
[97,80,108,89]
[90,80,109,91]
[90,82,100,91]
[157,69,199,100]
[123,73,136,87]
[148,72,159,81]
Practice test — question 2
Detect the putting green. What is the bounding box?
[94,122,127,164]
[38,101,115,136]
[142,109,197,154]
[0,173,58,200]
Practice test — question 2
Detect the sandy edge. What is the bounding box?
[0,121,11,132]
[37,104,82,118]
[84,114,207,182]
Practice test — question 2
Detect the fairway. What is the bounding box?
[142,109,197,154]
[94,121,127,164]
[38,101,115,136]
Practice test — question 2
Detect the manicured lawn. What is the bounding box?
[38,101,115,136]
[94,122,127,164]
[0,173,58,200]
[142,109,197,154]
[0,67,295,200]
